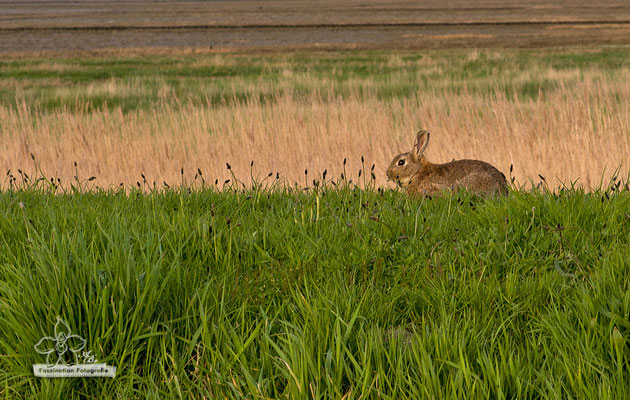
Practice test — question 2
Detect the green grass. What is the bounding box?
[1,181,629,398]
[1,46,630,398]
[1,47,630,112]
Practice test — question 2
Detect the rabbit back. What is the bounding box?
[408,159,508,195]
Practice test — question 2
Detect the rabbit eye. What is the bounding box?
[397,159,406,166]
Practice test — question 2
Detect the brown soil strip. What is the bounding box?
[3,20,630,31]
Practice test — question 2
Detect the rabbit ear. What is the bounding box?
[412,130,430,160]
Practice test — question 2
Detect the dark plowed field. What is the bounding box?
[2,0,630,53]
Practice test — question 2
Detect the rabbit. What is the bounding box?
[386,130,508,196]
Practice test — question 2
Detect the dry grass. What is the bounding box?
[1,76,628,191]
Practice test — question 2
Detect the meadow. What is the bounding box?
[0,46,630,398]
[1,48,630,189]
[0,180,629,398]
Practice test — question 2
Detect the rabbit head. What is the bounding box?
[386,130,430,188]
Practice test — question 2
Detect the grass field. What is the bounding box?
[3,48,630,111]
[1,48,629,189]
[0,181,629,398]
[2,3,630,396]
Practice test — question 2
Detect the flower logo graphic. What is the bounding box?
[34,317,86,366]
[32,316,116,377]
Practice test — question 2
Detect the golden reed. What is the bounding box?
[1,79,628,190]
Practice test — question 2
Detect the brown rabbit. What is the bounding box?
[386,130,508,196]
